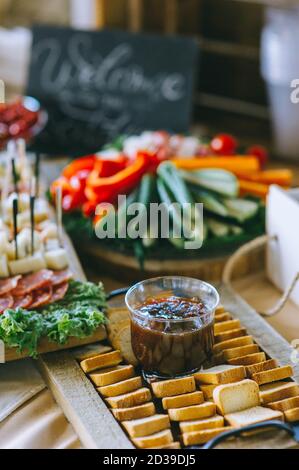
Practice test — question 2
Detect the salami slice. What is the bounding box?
[29,286,52,310]
[51,269,73,286]
[0,275,21,296]
[0,295,14,314]
[12,294,33,310]
[13,269,53,296]
[50,282,69,303]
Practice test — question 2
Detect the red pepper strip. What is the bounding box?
[86,153,148,197]
[93,155,127,177]
[62,155,96,179]
[50,176,74,201]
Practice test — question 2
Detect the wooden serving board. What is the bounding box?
[4,229,106,362]
[37,283,299,449]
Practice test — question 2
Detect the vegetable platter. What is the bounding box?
[50,131,293,279]
[0,139,107,361]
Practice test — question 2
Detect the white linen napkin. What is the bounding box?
[0,359,45,422]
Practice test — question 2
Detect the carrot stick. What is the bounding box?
[235,169,293,186]
[172,156,260,173]
[238,179,270,199]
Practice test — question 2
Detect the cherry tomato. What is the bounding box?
[210,133,238,155]
[246,145,269,168]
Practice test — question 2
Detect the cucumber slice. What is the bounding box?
[181,169,238,197]
[193,189,228,217]
[223,198,259,222]
[207,218,230,237]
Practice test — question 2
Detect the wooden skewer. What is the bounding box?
[11,157,18,195]
[34,153,40,198]
[56,186,63,248]
[30,177,36,256]
[12,196,18,260]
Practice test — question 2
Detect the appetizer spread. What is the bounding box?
[50,131,293,264]
[0,140,107,357]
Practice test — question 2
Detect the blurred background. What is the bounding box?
[1,0,299,157]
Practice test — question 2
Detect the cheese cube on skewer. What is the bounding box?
[0,232,8,254]
[44,248,68,270]
[44,238,60,251]
[0,254,9,278]
[9,252,46,275]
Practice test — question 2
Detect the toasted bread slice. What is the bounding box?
[106,307,129,324]
[162,391,204,410]
[108,319,130,344]
[74,343,112,361]
[179,414,224,433]
[194,364,245,385]
[151,376,195,398]
[228,352,266,366]
[215,328,247,344]
[152,442,181,449]
[80,350,122,373]
[225,405,283,427]
[98,376,142,397]
[214,313,232,323]
[223,344,259,360]
[215,305,226,315]
[168,402,216,421]
[90,365,135,387]
[267,396,299,412]
[284,407,299,422]
[252,365,293,385]
[259,381,299,404]
[112,402,156,421]
[123,414,170,438]
[112,323,138,366]
[182,427,233,446]
[213,379,260,415]
[246,359,278,378]
[214,319,241,335]
[213,336,254,354]
[132,430,173,449]
[106,387,151,408]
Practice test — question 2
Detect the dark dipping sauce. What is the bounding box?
[131,295,214,377]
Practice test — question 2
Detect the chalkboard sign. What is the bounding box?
[27,25,198,155]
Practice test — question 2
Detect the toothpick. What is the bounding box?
[34,153,40,198]
[11,158,18,195]
[30,177,36,256]
[12,196,18,260]
[16,138,28,186]
[56,186,63,248]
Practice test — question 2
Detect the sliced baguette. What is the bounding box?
[106,387,151,408]
[132,430,173,449]
[162,391,204,410]
[245,359,278,378]
[213,336,254,354]
[215,305,226,315]
[152,442,181,449]
[80,350,122,373]
[215,328,247,344]
[252,365,293,385]
[225,405,283,427]
[123,414,170,438]
[228,352,266,366]
[112,323,138,366]
[179,415,224,433]
[112,402,156,421]
[194,364,245,385]
[151,376,195,398]
[215,313,232,323]
[74,343,111,361]
[98,376,142,397]
[168,402,216,421]
[223,344,259,360]
[182,427,233,446]
[90,365,135,387]
[284,407,299,422]
[267,396,299,412]
[108,318,130,344]
[213,379,260,415]
[214,319,241,335]
[259,381,299,404]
